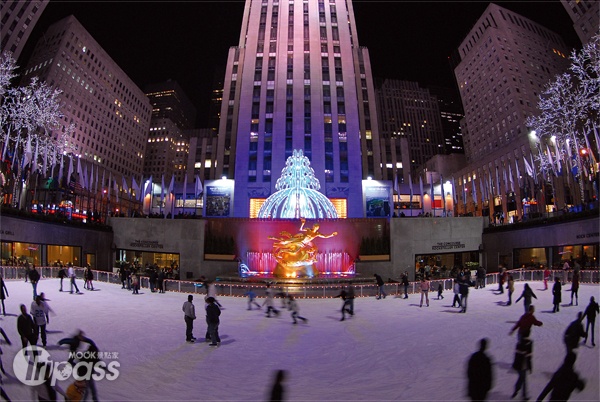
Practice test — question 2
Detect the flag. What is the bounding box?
[495,166,501,195]
[42,145,47,175]
[182,174,188,211]
[144,176,153,197]
[107,172,112,198]
[462,178,467,204]
[67,156,73,183]
[22,136,33,168]
[393,174,399,194]
[408,174,414,204]
[32,141,39,173]
[1,129,9,160]
[114,178,119,203]
[479,176,485,203]
[122,176,129,196]
[515,159,521,187]
[472,178,477,203]
[530,153,538,184]
[502,165,508,189]
[451,176,457,204]
[419,176,424,211]
[101,169,105,195]
[523,156,533,178]
[508,163,514,192]
[195,175,203,197]
[160,174,165,212]
[83,164,89,189]
[166,174,174,219]
[58,155,64,182]
[132,176,140,198]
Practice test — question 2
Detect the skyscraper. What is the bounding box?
[452,3,571,220]
[0,0,48,61]
[560,0,599,45]
[375,79,446,184]
[215,0,382,218]
[21,15,152,179]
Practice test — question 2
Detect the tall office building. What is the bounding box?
[452,3,571,220]
[560,0,599,45]
[0,0,48,61]
[427,85,465,155]
[144,80,197,184]
[21,15,152,178]
[215,0,382,218]
[375,79,445,184]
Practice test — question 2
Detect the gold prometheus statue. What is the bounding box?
[269,219,337,277]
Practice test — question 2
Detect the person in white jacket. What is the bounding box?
[30,294,52,347]
[182,295,196,343]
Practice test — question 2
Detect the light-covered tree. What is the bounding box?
[526,34,599,204]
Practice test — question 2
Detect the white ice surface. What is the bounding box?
[0,278,598,401]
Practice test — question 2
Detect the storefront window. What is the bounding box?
[47,245,81,267]
[13,242,42,266]
[415,251,478,279]
[117,250,180,272]
[514,247,548,268]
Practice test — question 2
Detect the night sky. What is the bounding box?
[19,1,580,127]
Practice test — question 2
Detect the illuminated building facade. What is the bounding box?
[452,3,571,221]
[215,0,382,218]
[0,0,49,61]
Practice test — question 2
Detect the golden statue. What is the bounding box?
[269,219,337,277]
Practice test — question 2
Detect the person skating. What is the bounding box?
[509,305,543,340]
[582,296,599,346]
[419,277,430,307]
[506,274,514,306]
[374,273,386,299]
[0,275,8,316]
[28,265,40,300]
[459,278,472,313]
[511,336,533,400]
[131,272,139,295]
[452,280,461,308]
[515,284,537,314]
[569,271,579,306]
[17,304,35,350]
[119,266,128,289]
[157,269,165,293]
[84,265,94,290]
[536,352,585,402]
[552,277,562,313]
[30,295,52,347]
[334,287,352,321]
[244,289,261,310]
[288,295,307,324]
[68,264,81,294]
[467,338,493,401]
[205,297,221,346]
[497,267,506,294]
[542,266,550,290]
[437,282,444,300]
[182,295,196,343]
[263,284,280,318]
[563,312,586,353]
[401,271,409,299]
[58,266,66,292]
[269,369,287,402]
[58,330,96,365]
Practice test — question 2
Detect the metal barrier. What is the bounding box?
[1,266,598,299]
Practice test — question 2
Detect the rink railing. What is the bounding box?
[1,266,598,299]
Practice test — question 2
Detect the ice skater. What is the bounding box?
[244,289,261,310]
[452,280,461,308]
[182,295,196,343]
[419,277,430,307]
[515,283,537,314]
[68,264,81,294]
[509,305,543,340]
[28,265,40,300]
[506,274,514,306]
[543,266,551,290]
[263,284,280,318]
[334,286,353,321]
[0,275,8,316]
[401,271,409,299]
[58,330,96,365]
[437,282,444,300]
[84,265,94,290]
[374,273,386,299]
[467,338,493,401]
[537,352,585,401]
[552,276,562,313]
[288,296,307,324]
[205,297,221,346]
[17,304,36,350]
[569,270,579,306]
[58,266,66,292]
[582,296,599,346]
[563,312,586,353]
[511,335,533,400]
[30,295,51,347]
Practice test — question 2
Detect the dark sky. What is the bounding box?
[20,1,580,127]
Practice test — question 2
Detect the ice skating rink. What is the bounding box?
[0,278,598,401]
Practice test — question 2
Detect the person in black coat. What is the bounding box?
[459,278,472,313]
[157,270,165,293]
[149,270,158,293]
[582,296,599,346]
[401,271,410,299]
[29,266,40,301]
[537,352,585,401]
[269,369,287,402]
[0,276,8,316]
[552,277,562,313]
[511,336,533,400]
[467,338,493,401]
[374,274,386,299]
[564,312,586,353]
[17,304,36,349]
[205,297,221,346]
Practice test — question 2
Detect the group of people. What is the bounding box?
[117,265,167,294]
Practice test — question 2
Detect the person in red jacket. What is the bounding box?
[509,305,543,340]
